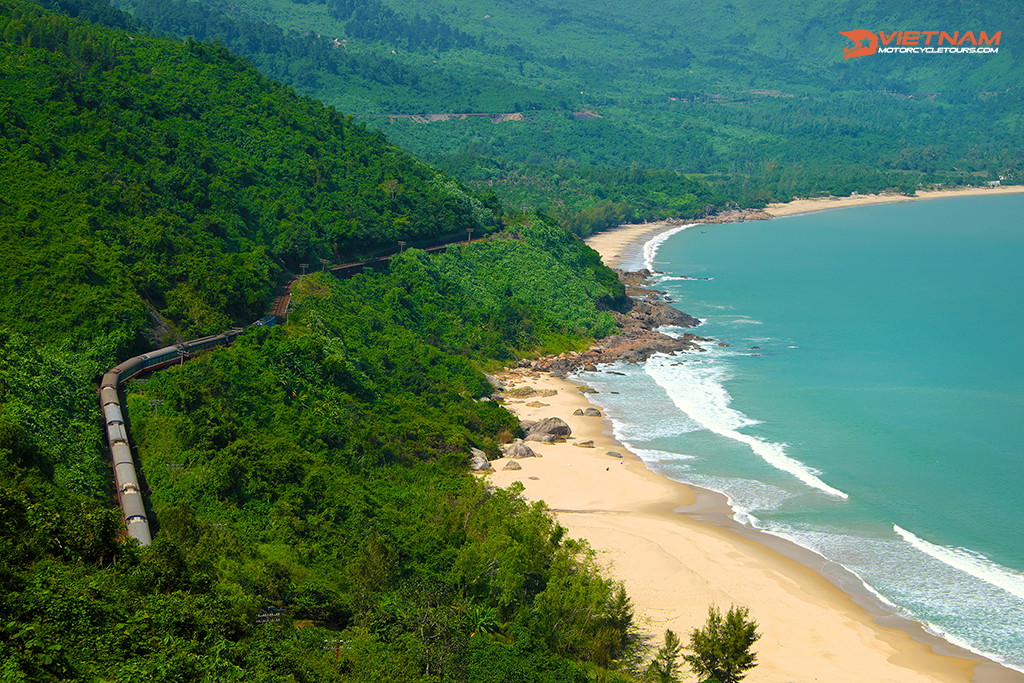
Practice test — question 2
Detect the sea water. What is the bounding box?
[580,195,1024,671]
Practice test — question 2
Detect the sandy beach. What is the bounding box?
[763,185,1024,217]
[484,192,1024,681]
[585,220,689,269]
[587,186,1024,270]
[487,370,1000,681]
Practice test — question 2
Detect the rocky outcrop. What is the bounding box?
[525,432,558,443]
[505,386,557,398]
[515,268,712,376]
[616,298,700,330]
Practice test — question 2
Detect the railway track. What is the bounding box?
[100,236,480,543]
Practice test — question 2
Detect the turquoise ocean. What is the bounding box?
[580,195,1024,672]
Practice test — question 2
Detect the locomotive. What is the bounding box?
[100,315,278,545]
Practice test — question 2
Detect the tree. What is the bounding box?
[644,629,682,683]
[683,605,760,683]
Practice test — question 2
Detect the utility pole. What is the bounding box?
[146,398,165,416]
[323,640,351,660]
[398,240,406,253]
[466,228,474,243]
[166,463,184,483]
[319,258,328,271]
[299,263,308,277]
[256,606,282,625]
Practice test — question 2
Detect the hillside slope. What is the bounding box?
[0,1,655,679]
[0,0,498,347]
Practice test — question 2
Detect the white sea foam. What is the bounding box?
[770,524,1024,673]
[642,224,698,271]
[679,473,799,522]
[894,525,1024,602]
[657,325,705,338]
[655,274,713,283]
[645,354,849,499]
[628,447,696,463]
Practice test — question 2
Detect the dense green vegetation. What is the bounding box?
[0,0,499,347]
[0,0,663,677]
[111,0,1022,232]
[0,216,650,679]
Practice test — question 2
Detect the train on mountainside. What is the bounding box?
[98,231,482,545]
[99,315,279,545]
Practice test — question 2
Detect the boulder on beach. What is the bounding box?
[575,440,595,448]
[501,439,536,459]
[468,448,492,471]
[503,460,523,471]
[524,432,557,443]
[583,407,602,417]
[527,417,572,438]
[573,408,585,416]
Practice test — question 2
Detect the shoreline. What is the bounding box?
[587,185,1024,270]
[489,194,1024,681]
[487,369,1004,681]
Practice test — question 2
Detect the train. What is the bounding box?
[100,314,279,545]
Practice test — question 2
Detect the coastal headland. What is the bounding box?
[485,187,1024,682]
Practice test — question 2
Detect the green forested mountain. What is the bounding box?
[111,0,1022,231]
[0,0,499,347]
[0,0,652,678]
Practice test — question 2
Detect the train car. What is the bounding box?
[100,316,270,545]
[250,315,279,327]
[182,333,229,354]
[102,401,125,427]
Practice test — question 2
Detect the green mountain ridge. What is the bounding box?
[113,0,1023,232]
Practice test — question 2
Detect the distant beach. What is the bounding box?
[587,185,1024,269]
[484,191,1024,681]
[763,185,1024,217]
